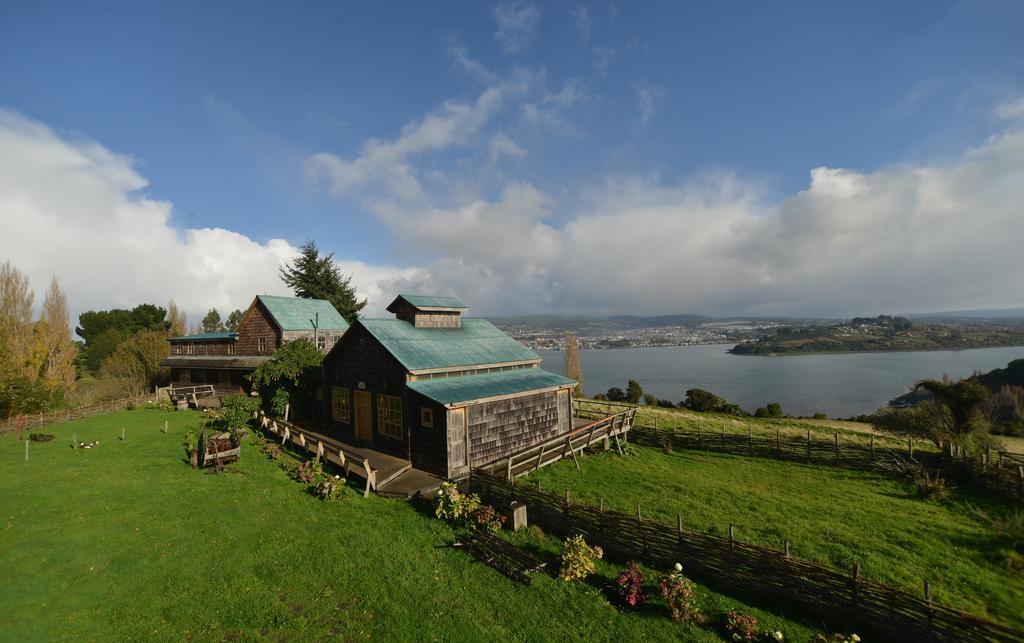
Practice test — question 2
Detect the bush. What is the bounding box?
[606,387,626,402]
[614,561,647,608]
[914,470,952,501]
[294,459,324,485]
[558,534,603,582]
[723,609,759,641]
[659,563,701,623]
[468,504,506,534]
[315,476,344,500]
[263,442,283,460]
[643,393,659,407]
[435,482,482,525]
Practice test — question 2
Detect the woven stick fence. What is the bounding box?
[0,393,156,435]
[574,402,1024,504]
[470,468,1023,642]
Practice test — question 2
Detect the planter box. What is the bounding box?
[200,432,241,467]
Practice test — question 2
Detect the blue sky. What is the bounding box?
[1,1,1023,320]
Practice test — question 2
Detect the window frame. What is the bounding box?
[377,394,403,440]
[331,386,351,424]
[420,406,434,428]
[316,335,327,351]
[258,336,267,352]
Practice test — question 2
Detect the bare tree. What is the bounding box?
[39,277,77,393]
[167,299,187,337]
[564,332,584,397]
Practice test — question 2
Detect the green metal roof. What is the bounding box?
[257,295,349,331]
[359,318,539,373]
[409,368,575,405]
[389,294,467,310]
[169,332,237,342]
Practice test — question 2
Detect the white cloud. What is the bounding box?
[347,126,1024,317]
[521,77,590,134]
[488,132,527,163]
[0,109,404,327]
[304,72,533,202]
[633,82,665,132]
[448,45,497,84]
[994,97,1024,120]
[493,2,540,54]
[571,5,592,44]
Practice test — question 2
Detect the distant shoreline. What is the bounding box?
[727,343,1024,357]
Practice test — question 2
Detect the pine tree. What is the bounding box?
[225,309,243,332]
[167,299,187,337]
[39,277,77,394]
[563,332,584,397]
[279,240,367,324]
[201,309,224,333]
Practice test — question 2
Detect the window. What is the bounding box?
[186,343,194,355]
[317,335,326,351]
[331,386,351,423]
[333,335,341,346]
[258,336,267,352]
[377,394,403,439]
[227,343,235,355]
[181,369,191,384]
[420,407,434,428]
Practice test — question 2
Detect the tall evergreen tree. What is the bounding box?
[225,309,244,332]
[201,308,224,333]
[279,240,367,324]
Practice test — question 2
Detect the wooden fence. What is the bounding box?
[478,408,637,480]
[575,401,1024,504]
[0,393,156,435]
[470,468,1023,643]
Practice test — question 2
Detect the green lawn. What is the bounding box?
[2,408,828,641]
[525,443,1024,629]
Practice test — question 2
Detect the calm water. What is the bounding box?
[538,345,1024,418]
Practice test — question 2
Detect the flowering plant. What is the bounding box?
[435,482,482,524]
[723,609,759,641]
[659,563,701,623]
[614,561,647,608]
[294,459,324,485]
[559,534,603,582]
[315,475,344,500]
[468,504,506,533]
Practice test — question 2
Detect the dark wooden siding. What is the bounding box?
[236,301,280,355]
[320,323,409,459]
[169,367,251,393]
[466,391,563,467]
[408,390,448,475]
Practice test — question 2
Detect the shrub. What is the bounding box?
[814,635,860,643]
[659,563,701,623]
[263,442,283,460]
[468,504,506,534]
[125,401,137,411]
[914,470,952,500]
[614,561,647,608]
[184,430,199,453]
[723,609,759,641]
[294,459,324,485]
[435,482,482,525]
[315,476,344,500]
[558,534,603,582]
[643,393,659,407]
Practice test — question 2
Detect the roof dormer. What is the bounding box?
[386,294,468,329]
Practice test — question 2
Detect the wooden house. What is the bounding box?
[319,294,576,479]
[162,295,349,394]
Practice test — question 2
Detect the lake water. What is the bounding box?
[538,345,1024,418]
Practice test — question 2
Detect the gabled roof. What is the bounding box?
[169,332,237,342]
[408,368,575,405]
[386,294,468,312]
[358,318,539,373]
[257,295,349,332]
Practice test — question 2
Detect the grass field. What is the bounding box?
[3,408,832,641]
[525,443,1024,629]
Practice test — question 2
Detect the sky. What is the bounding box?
[1,1,1023,325]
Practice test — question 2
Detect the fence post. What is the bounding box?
[909,437,914,459]
[25,439,29,461]
[747,426,752,455]
[784,540,790,559]
[697,418,701,447]
[729,524,735,554]
[776,427,780,455]
[834,432,839,464]
[925,581,933,632]
[870,434,874,458]
[721,420,726,451]
[806,429,811,461]
[637,504,648,556]
[851,562,861,603]
[72,433,77,449]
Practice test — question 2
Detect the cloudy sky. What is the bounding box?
[1,1,1023,325]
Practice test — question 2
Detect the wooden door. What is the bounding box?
[448,407,467,471]
[354,391,373,443]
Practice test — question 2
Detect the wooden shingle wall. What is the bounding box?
[466,390,563,467]
[236,302,279,355]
